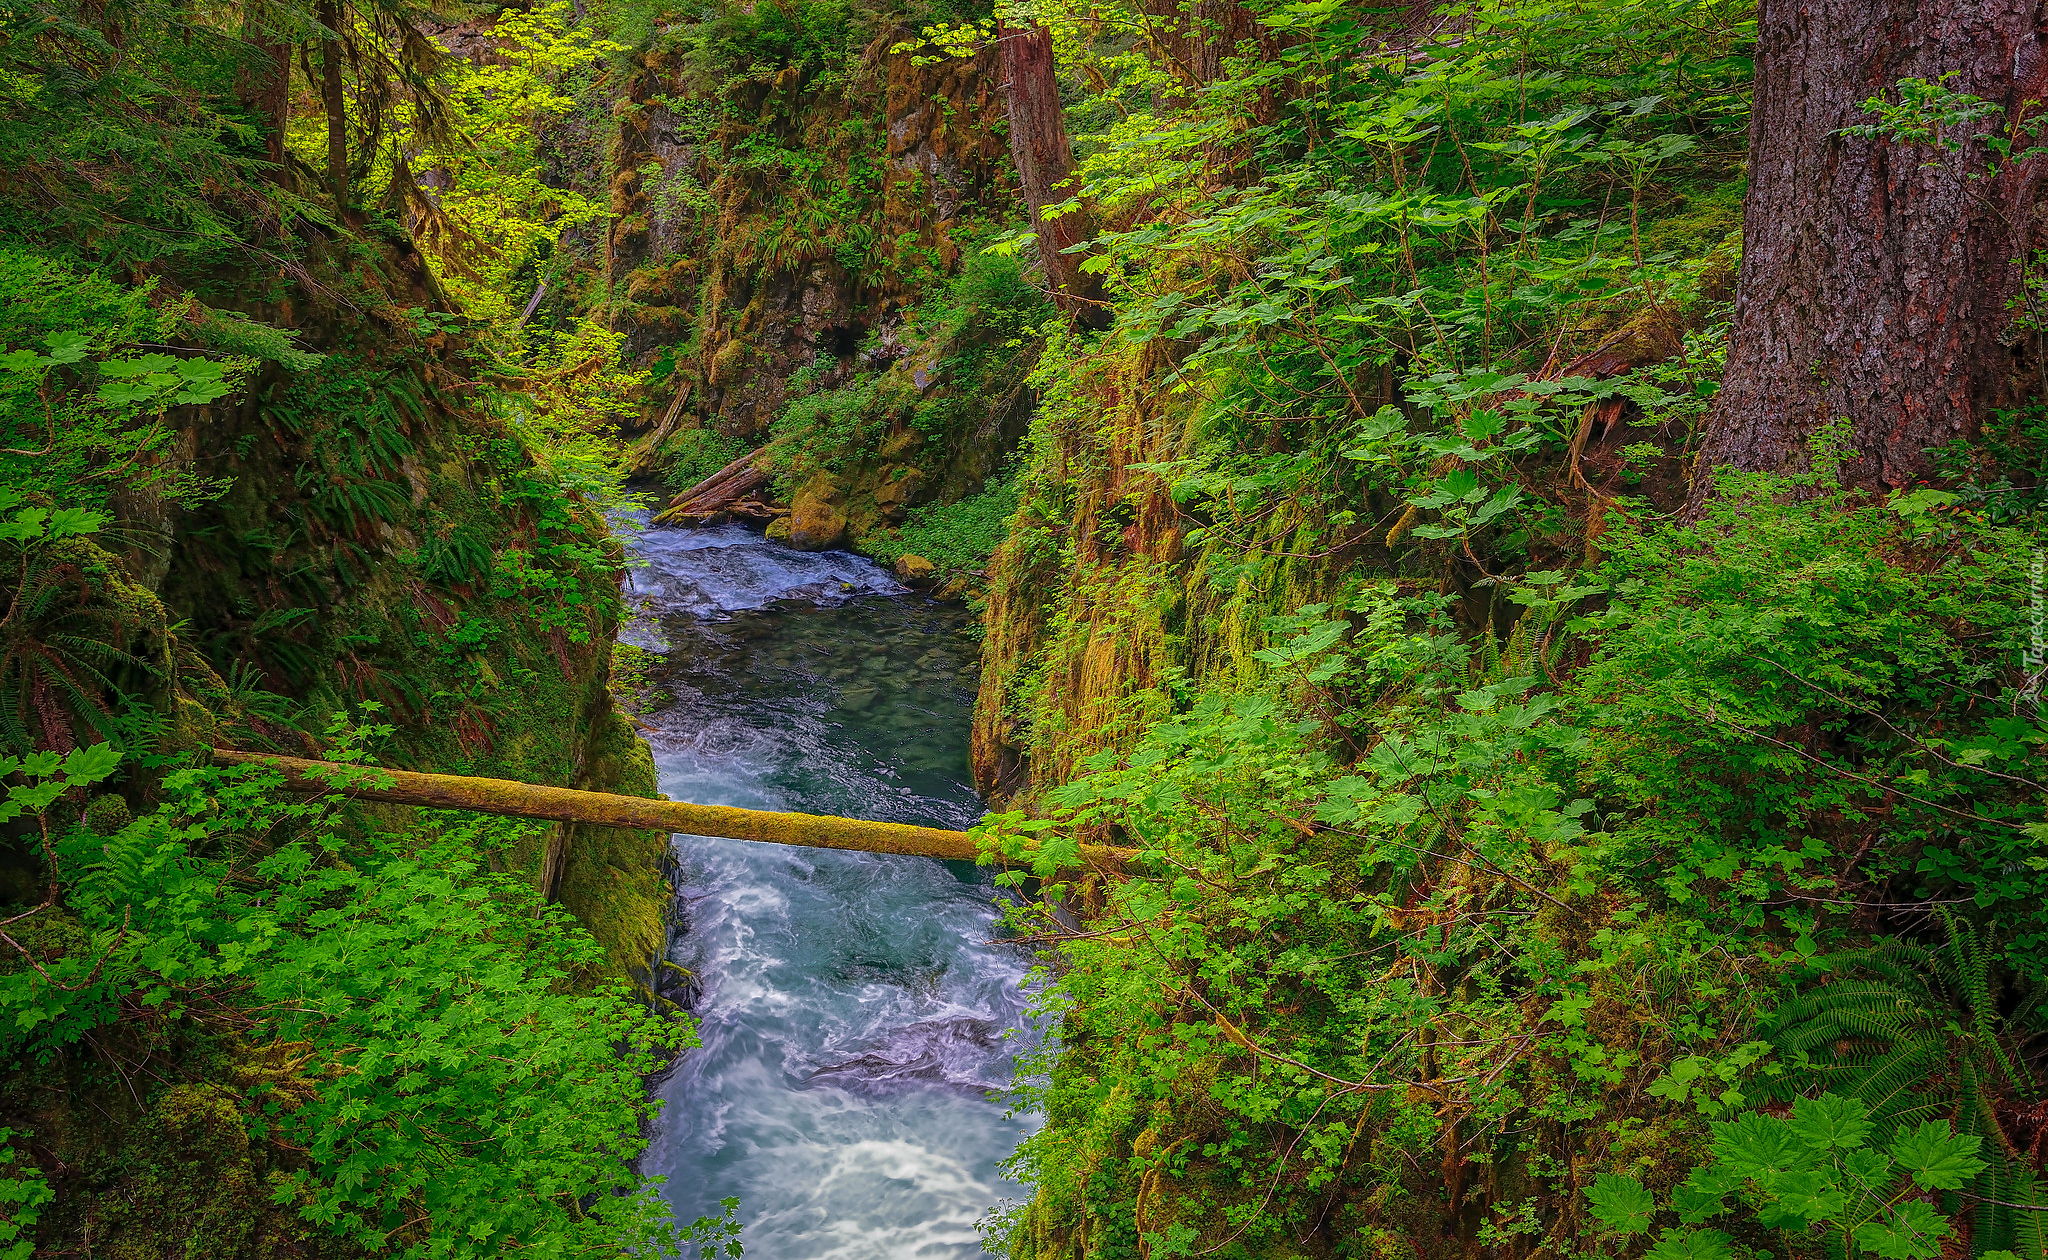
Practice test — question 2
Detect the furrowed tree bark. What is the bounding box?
[318,0,351,212]
[234,4,293,187]
[256,41,293,182]
[1000,20,1109,330]
[209,749,1133,868]
[1691,0,2048,503]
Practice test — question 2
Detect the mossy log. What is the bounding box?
[209,748,1129,867]
[655,447,773,525]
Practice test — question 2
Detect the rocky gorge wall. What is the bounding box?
[608,29,1013,460]
[0,216,680,1254]
[595,19,1056,570]
[124,235,669,988]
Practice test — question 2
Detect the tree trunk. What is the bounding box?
[1000,21,1109,329]
[1136,0,1254,90]
[234,5,293,187]
[1693,0,2048,499]
[208,748,1134,868]
[318,0,350,212]
[255,41,292,182]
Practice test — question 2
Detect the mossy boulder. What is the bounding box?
[709,337,751,388]
[787,474,848,550]
[873,465,924,521]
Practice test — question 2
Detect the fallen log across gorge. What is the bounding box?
[208,748,1132,868]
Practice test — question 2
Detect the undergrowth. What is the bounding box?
[863,469,1020,575]
[954,0,2048,1256]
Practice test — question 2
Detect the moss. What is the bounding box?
[1,1000,363,1260]
[624,258,697,304]
[82,793,131,835]
[969,333,1352,796]
[1636,175,1747,259]
[553,706,672,990]
[708,336,751,386]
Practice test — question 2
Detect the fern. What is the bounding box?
[300,475,407,537]
[265,358,421,481]
[1770,915,2048,1257]
[420,525,494,587]
[224,658,299,726]
[0,542,160,753]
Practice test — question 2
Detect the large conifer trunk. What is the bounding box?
[1695,0,2048,495]
[1000,21,1108,328]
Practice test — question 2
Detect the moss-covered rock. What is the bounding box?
[787,474,849,550]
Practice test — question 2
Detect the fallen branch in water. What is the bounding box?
[655,447,775,526]
[209,748,1132,868]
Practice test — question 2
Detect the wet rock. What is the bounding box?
[765,516,792,543]
[894,553,936,583]
[803,1017,1008,1095]
[655,958,702,1010]
[788,474,848,550]
[873,466,924,522]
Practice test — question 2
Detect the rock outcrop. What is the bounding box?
[609,32,1014,470]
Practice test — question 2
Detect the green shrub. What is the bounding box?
[862,470,1019,575]
[972,476,2047,1256]
[662,426,748,490]
[769,375,891,490]
[0,730,743,1259]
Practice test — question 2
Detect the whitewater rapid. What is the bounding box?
[621,518,1036,1259]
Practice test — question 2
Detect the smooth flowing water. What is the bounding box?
[621,520,1036,1259]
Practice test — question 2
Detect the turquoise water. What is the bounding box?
[622,521,1036,1259]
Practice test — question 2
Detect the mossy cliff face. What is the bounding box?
[131,237,669,987]
[607,31,1013,467]
[971,335,1390,800]
[964,349,1456,1260]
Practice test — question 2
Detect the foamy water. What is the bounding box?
[622,514,1035,1258]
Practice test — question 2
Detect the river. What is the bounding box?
[620,519,1037,1259]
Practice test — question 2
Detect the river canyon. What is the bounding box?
[620,517,1036,1258]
